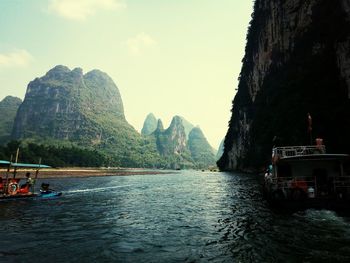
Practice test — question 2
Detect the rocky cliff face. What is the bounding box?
[218,0,350,171]
[12,65,128,143]
[152,116,192,169]
[153,116,188,156]
[216,139,224,161]
[141,113,194,139]
[11,66,161,167]
[143,114,215,168]
[141,113,158,135]
[179,116,195,139]
[0,96,22,144]
[188,127,216,167]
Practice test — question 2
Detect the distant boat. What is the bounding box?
[263,144,350,211]
[0,160,61,201]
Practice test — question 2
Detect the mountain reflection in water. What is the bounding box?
[0,170,350,262]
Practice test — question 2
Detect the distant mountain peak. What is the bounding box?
[156,119,164,132]
[12,65,126,141]
[72,67,83,75]
[188,126,216,167]
[141,113,158,135]
[1,96,22,105]
[178,116,195,139]
[45,65,71,76]
[169,115,183,128]
[50,64,71,72]
[84,69,109,79]
[189,126,204,137]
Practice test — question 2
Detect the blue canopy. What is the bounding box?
[0,160,50,169]
[11,162,51,169]
[0,160,11,167]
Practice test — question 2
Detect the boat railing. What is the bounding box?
[272,145,326,159]
[334,176,350,189]
[271,175,350,194]
[271,176,317,191]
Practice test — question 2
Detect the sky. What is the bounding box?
[0,0,253,149]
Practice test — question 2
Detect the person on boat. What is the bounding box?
[19,173,33,194]
[315,138,325,153]
[264,165,273,183]
[22,172,35,193]
[40,183,52,193]
[25,172,34,184]
[0,177,3,193]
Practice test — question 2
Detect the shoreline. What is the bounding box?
[0,167,176,179]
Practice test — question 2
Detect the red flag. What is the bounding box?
[307,113,312,132]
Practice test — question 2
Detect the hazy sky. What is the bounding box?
[0,0,253,149]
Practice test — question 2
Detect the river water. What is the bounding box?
[1,170,350,262]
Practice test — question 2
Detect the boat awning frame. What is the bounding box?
[0,160,11,167]
[11,162,51,169]
[278,154,350,163]
[0,160,50,169]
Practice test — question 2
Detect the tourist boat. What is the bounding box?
[263,144,350,210]
[0,160,62,201]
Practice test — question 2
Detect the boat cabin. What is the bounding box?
[265,145,350,202]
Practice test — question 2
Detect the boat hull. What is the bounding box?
[264,188,350,212]
[39,191,62,198]
[0,193,38,201]
[0,192,62,201]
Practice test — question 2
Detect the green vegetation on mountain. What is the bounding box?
[188,127,216,168]
[218,0,350,171]
[7,66,217,169]
[0,96,22,145]
[179,116,195,139]
[142,114,216,169]
[141,113,158,135]
[11,65,162,167]
[0,140,107,167]
[152,116,194,169]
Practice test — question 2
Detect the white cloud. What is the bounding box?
[48,0,126,21]
[0,49,34,68]
[126,33,157,56]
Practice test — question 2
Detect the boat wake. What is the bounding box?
[65,185,133,194]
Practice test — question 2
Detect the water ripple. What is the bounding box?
[1,171,350,262]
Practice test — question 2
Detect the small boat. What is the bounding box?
[0,160,62,201]
[263,143,350,211]
[39,183,62,198]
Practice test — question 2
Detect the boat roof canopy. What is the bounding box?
[0,160,50,169]
[0,160,11,167]
[12,162,51,169]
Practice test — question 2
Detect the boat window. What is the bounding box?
[277,164,291,177]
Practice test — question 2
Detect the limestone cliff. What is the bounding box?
[188,127,216,168]
[11,65,160,167]
[218,0,350,171]
[12,65,128,142]
[153,116,188,155]
[151,116,192,169]
[216,139,224,161]
[145,114,215,168]
[141,113,158,135]
[0,96,22,144]
[179,116,195,139]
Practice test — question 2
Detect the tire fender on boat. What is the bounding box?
[8,182,18,195]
